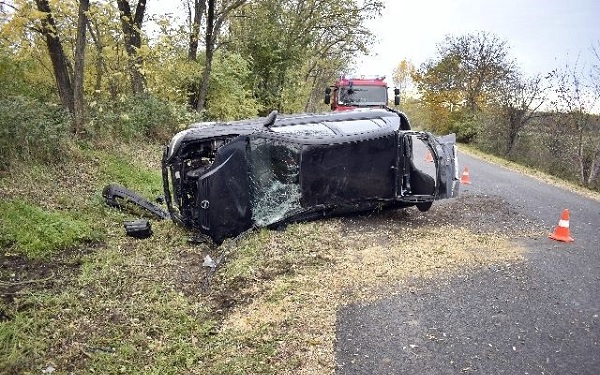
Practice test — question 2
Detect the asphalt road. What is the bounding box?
[335,151,600,374]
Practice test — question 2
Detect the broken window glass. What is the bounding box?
[249,138,302,226]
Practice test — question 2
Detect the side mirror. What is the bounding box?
[394,88,400,106]
[324,87,331,104]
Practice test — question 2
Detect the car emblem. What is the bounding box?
[200,200,210,209]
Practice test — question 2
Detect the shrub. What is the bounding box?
[451,113,481,143]
[0,55,56,101]
[0,96,71,170]
[87,95,201,143]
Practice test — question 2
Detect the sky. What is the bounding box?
[355,0,600,84]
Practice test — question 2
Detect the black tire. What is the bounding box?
[416,201,433,212]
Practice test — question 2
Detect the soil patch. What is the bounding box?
[0,247,93,319]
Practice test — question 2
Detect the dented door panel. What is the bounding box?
[300,135,397,206]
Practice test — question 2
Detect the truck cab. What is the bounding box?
[325,75,400,111]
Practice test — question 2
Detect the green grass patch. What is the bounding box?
[0,143,166,259]
[0,199,102,259]
[92,150,163,197]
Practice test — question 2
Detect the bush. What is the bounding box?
[451,112,481,143]
[0,55,56,101]
[87,95,201,143]
[0,96,71,170]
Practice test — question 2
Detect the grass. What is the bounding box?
[0,199,101,259]
[0,143,164,259]
[0,140,537,374]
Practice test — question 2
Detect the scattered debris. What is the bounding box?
[102,183,170,220]
[124,219,152,239]
[202,255,217,269]
[201,253,225,290]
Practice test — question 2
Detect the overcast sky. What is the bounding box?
[355,0,599,82]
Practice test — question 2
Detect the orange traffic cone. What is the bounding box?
[549,209,574,242]
[460,167,471,184]
[425,150,434,162]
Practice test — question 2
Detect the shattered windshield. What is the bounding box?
[338,85,387,106]
[249,138,302,226]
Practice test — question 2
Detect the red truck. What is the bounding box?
[325,75,400,111]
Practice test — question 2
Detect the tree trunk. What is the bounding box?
[505,109,524,156]
[195,0,215,111]
[577,130,587,185]
[73,0,89,134]
[588,151,600,186]
[188,0,206,61]
[194,0,247,112]
[35,0,74,114]
[187,0,206,109]
[87,19,105,98]
[116,0,146,95]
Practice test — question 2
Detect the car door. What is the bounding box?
[396,131,459,204]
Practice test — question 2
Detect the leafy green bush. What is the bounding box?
[147,52,261,121]
[0,96,71,170]
[0,54,56,101]
[87,95,200,143]
[205,53,261,120]
[451,113,481,143]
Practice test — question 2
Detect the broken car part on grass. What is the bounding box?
[161,108,460,244]
[102,184,169,238]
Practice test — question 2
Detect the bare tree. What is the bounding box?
[497,73,548,156]
[592,40,600,99]
[548,60,600,187]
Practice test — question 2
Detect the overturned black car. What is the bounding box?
[162,108,459,243]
